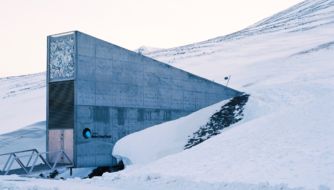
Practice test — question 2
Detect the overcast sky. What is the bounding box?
[0,0,303,77]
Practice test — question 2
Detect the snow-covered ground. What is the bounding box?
[0,0,334,189]
[0,73,45,134]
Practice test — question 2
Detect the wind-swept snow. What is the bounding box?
[113,99,229,165]
[0,73,45,134]
[135,46,164,54]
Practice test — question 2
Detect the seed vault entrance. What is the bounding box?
[47,33,75,165]
[48,81,74,164]
[46,31,240,168]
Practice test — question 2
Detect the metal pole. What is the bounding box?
[226,75,231,87]
[5,157,15,175]
[61,150,73,165]
[51,151,62,171]
[13,154,29,174]
[26,151,35,167]
[28,154,39,174]
[39,153,52,169]
[3,154,13,172]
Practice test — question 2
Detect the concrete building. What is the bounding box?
[47,31,240,167]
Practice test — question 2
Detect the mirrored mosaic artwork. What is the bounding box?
[49,34,75,81]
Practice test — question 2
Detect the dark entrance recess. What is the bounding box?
[48,80,74,129]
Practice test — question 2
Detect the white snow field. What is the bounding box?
[0,0,334,189]
[0,73,45,134]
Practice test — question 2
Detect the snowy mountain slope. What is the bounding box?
[111,0,334,166]
[110,49,334,189]
[0,73,45,134]
[145,0,334,66]
[0,0,332,135]
[109,0,334,189]
[135,46,164,54]
[0,0,333,189]
[109,41,334,190]
[0,122,46,170]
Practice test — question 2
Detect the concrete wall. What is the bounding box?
[48,31,240,168]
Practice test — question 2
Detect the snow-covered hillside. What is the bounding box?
[135,46,164,55]
[0,0,334,189]
[0,73,45,134]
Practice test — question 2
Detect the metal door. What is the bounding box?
[48,129,73,164]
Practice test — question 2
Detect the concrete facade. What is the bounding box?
[47,31,240,168]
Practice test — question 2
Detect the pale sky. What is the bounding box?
[0,0,303,77]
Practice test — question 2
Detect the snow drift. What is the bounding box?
[112,99,230,165]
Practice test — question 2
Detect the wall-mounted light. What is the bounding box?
[83,128,92,139]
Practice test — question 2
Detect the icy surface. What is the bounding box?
[0,0,334,189]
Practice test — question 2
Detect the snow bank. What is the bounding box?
[128,86,334,189]
[112,99,229,165]
[0,173,307,190]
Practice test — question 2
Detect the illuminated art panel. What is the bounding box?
[49,33,75,81]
